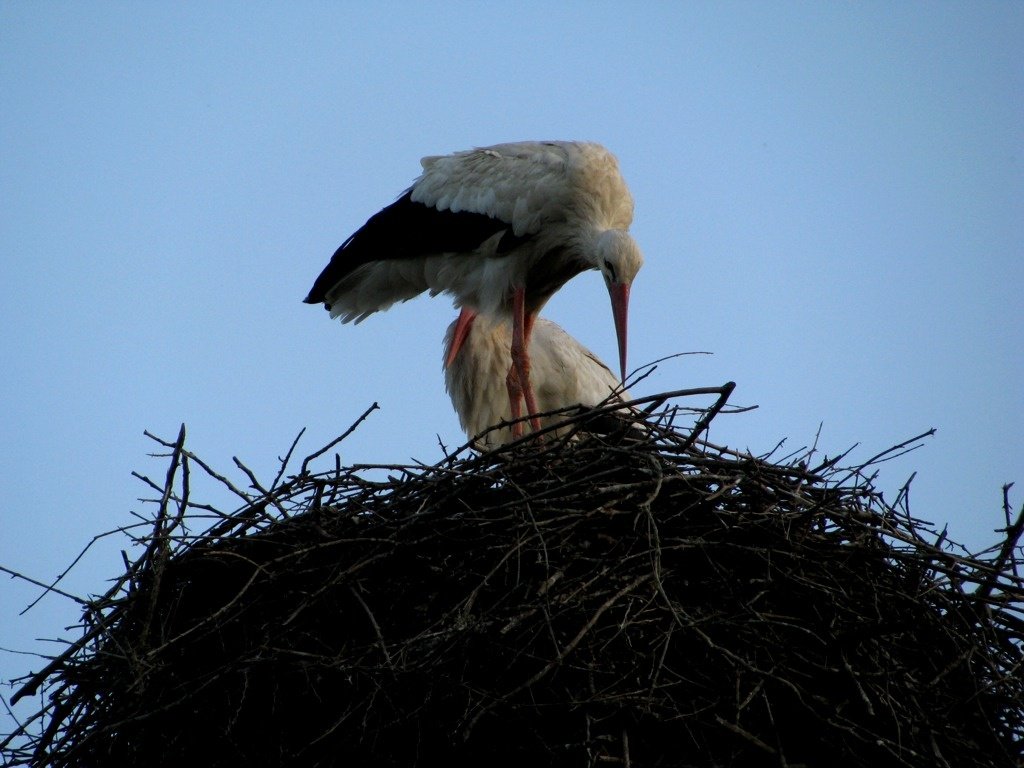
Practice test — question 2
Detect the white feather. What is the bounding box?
[444,316,631,449]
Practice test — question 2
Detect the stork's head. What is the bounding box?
[594,229,643,382]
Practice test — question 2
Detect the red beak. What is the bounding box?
[608,282,630,381]
[445,307,477,368]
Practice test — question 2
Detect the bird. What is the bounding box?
[305,141,643,437]
[444,308,632,449]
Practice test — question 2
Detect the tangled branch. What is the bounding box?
[2,384,1021,767]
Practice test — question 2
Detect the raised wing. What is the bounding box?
[304,189,511,305]
[412,142,586,237]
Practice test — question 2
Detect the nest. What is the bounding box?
[3,386,1022,767]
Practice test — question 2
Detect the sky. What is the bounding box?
[1,2,1021,743]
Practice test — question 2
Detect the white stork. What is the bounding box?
[305,141,643,436]
[444,309,632,449]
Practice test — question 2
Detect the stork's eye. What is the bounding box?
[603,260,617,283]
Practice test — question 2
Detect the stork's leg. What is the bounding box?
[521,312,541,430]
[507,287,542,437]
[505,366,524,438]
[445,307,477,368]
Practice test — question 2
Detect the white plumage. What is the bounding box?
[444,311,631,449]
[305,141,643,437]
[412,142,632,241]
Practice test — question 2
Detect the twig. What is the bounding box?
[270,427,306,492]
[675,381,737,453]
[976,489,1024,603]
[0,565,87,607]
[300,402,380,476]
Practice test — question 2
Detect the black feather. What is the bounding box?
[304,190,516,304]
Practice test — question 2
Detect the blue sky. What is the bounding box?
[2,3,1021,738]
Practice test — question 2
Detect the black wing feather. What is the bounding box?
[304,190,515,304]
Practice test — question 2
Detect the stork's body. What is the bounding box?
[444,311,631,449]
[305,141,643,436]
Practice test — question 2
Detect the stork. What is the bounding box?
[444,309,632,449]
[304,141,643,436]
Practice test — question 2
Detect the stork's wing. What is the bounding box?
[304,189,512,305]
[531,319,627,404]
[413,142,584,237]
[304,141,623,309]
[582,349,618,384]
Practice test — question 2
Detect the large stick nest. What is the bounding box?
[4,386,1023,767]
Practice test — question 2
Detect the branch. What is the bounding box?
[300,402,380,476]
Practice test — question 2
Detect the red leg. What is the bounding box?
[521,313,541,433]
[506,362,524,438]
[445,307,477,368]
[509,288,542,436]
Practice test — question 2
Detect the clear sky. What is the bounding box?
[2,2,1021,738]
